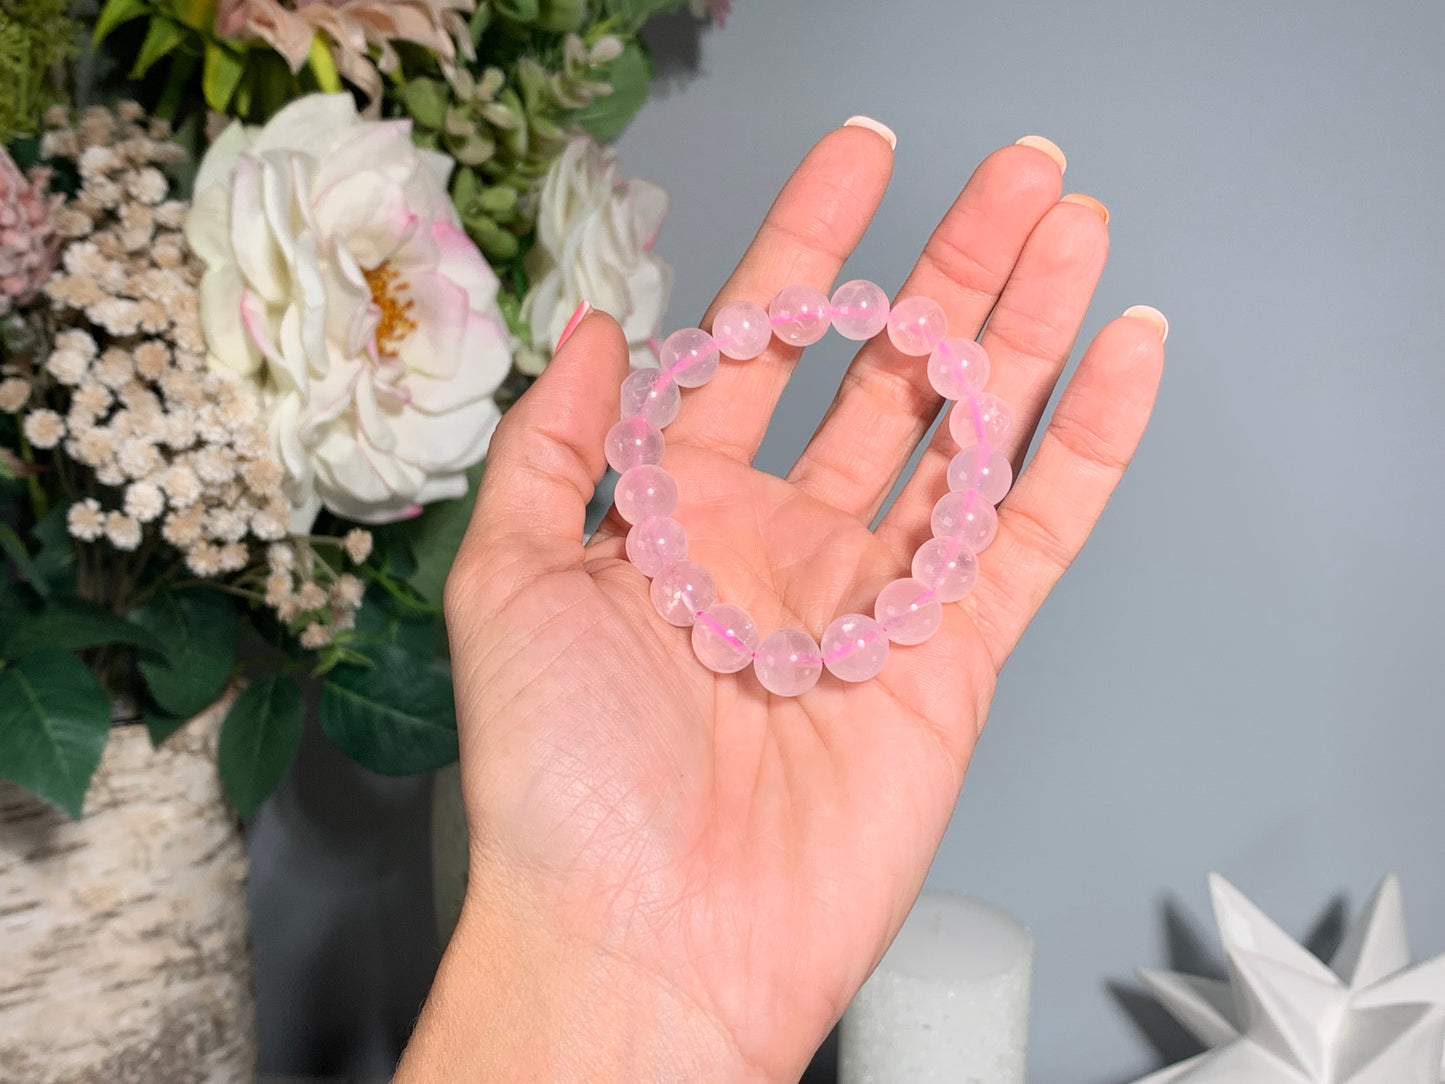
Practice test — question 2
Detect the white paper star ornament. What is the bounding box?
[1129,874,1445,1084]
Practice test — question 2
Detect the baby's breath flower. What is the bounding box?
[95,460,126,486]
[185,542,222,576]
[264,569,293,606]
[116,437,161,479]
[124,167,167,206]
[160,462,202,506]
[45,347,90,385]
[55,329,97,358]
[104,511,142,551]
[299,623,332,650]
[205,507,248,543]
[330,574,364,609]
[232,424,269,461]
[218,542,249,572]
[250,506,288,541]
[276,598,303,623]
[296,582,327,611]
[267,543,295,570]
[23,409,65,448]
[0,377,30,413]
[162,505,206,547]
[342,528,373,564]
[71,383,112,418]
[241,457,284,494]
[67,498,105,541]
[123,481,165,523]
[193,445,234,485]
[328,606,357,633]
[94,349,135,389]
[71,427,115,467]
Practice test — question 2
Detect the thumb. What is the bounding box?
[459,305,630,587]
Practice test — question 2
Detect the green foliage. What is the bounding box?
[0,598,167,660]
[395,459,487,609]
[574,39,652,142]
[129,587,238,718]
[217,675,303,818]
[0,651,112,818]
[0,0,78,142]
[320,643,458,774]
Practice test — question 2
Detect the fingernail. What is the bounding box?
[844,115,897,150]
[1060,192,1109,224]
[1015,135,1066,173]
[555,300,591,351]
[1122,305,1169,343]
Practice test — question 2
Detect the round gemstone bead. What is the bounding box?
[615,464,677,524]
[911,536,979,603]
[769,284,832,347]
[659,327,719,388]
[829,279,890,340]
[692,603,760,674]
[712,300,773,360]
[874,577,943,646]
[949,393,1013,448]
[821,613,890,682]
[930,490,999,552]
[927,338,990,399]
[946,445,1013,504]
[886,296,947,356]
[604,416,665,473]
[625,516,687,576]
[620,368,681,427]
[753,628,823,697]
[650,560,716,625]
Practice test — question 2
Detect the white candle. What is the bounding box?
[839,891,1034,1084]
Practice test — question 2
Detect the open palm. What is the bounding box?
[439,127,1164,1082]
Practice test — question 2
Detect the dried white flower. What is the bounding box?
[67,499,105,541]
[116,437,161,479]
[71,383,112,419]
[192,445,234,485]
[104,511,142,551]
[23,409,65,448]
[342,528,373,564]
[70,427,115,467]
[267,543,295,570]
[88,297,142,336]
[123,481,165,522]
[185,542,222,576]
[44,348,90,385]
[55,329,98,359]
[296,582,327,611]
[161,462,202,506]
[218,542,249,572]
[0,377,30,413]
[124,167,167,206]
[162,505,206,548]
[264,569,293,606]
[299,623,332,649]
[330,574,364,608]
[95,459,126,486]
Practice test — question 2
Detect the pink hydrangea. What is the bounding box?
[0,148,62,315]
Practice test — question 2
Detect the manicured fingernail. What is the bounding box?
[844,115,897,150]
[1122,305,1169,343]
[555,300,591,351]
[1060,193,1109,224]
[1015,135,1066,173]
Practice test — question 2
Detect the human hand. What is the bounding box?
[397,125,1164,1083]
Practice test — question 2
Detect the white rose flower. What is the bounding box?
[520,136,672,374]
[186,94,512,529]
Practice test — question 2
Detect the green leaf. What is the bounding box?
[306,33,341,93]
[575,40,653,142]
[217,675,303,818]
[402,460,485,608]
[129,588,237,718]
[93,0,149,44]
[602,0,684,33]
[130,16,186,78]
[0,521,44,596]
[144,708,188,747]
[28,504,75,597]
[320,643,457,774]
[0,651,111,818]
[400,77,449,130]
[202,40,247,113]
[352,584,441,657]
[1,598,167,661]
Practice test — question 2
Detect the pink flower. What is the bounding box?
[0,148,62,315]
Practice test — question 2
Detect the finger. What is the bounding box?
[663,121,895,462]
[875,194,1111,551]
[452,309,630,595]
[966,310,1167,668]
[786,139,1065,520]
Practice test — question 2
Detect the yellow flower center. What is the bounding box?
[363,262,418,359]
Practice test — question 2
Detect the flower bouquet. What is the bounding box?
[0,0,718,820]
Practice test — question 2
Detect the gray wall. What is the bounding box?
[249,2,1445,1081]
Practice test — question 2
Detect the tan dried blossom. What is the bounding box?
[104,511,142,551]
[250,503,289,542]
[328,606,357,633]
[52,206,93,238]
[218,542,249,572]
[193,444,235,485]
[267,543,295,571]
[0,377,30,413]
[330,574,365,609]
[67,499,105,541]
[342,528,373,564]
[116,100,145,123]
[123,481,165,522]
[161,462,202,506]
[185,542,222,576]
[116,437,162,479]
[23,408,65,448]
[232,424,270,461]
[133,340,169,380]
[78,146,122,179]
[264,569,293,607]
[71,383,112,419]
[276,598,303,623]
[45,346,90,385]
[162,505,206,547]
[241,456,284,494]
[136,298,169,334]
[82,176,122,209]
[295,582,327,611]
[154,200,187,230]
[41,130,80,161]
[205,507,248,543]
[299,623,333,649]
[70,427,115,467]
[95,460,126,486]
[89,297,142,335]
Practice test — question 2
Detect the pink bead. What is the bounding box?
[930,490,999,552]
[927,338,990,399]
[692,603,760,674]
[946,445,1013,504]
[659,328,719,388]
[821,613,890,683]
[625,516,687,576]
[769,284,832,347]
[874,577,943,646]
[620,368,680,427]
[949,393,1013,448]
[604,416,665,473]
[650,560,716,625]
[829,279,890,340]
[886,296,947,356]
[712,300,772,360]
[752,628,823,696]
[911,536,979,603]
[615,464,677,524]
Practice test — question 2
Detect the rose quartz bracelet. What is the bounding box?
[604,280,1013,696]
